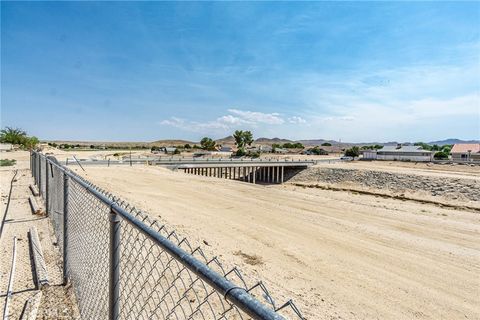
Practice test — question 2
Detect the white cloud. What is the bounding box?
[288,116,307,124]
[159,109,306,134]
[227,109,285,125]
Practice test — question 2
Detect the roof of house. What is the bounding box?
[378,145,432,153]
[451,143,480,153]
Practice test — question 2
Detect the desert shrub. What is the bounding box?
[309,147,328,155]
[0,159,16,166]
[173,148,181,154]
[282,142,304,149]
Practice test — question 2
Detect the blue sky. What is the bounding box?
[1,1,479,142]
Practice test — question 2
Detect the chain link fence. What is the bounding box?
[30,151,304,320]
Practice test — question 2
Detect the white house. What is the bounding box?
[366,145,433,162]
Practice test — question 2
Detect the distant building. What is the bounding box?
[364,145,433,162]
[362,150,377,160]
[274,148,288,154]
[211,146,233,156]
[162,147,177,154]
[451,143,480,162]
[259,145,273,153]
[218,146,233,152]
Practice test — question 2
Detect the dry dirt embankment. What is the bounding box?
[76,164,480,320]
[289,166,480,206]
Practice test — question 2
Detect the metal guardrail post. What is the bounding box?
[63,173,69,285]
[109,210,121,320]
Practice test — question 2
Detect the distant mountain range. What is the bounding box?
[426,138,480,145]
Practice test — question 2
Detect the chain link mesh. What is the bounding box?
[32,151,304,320]
[47,159,64,251]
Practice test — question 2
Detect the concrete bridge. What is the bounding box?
[64,157,328,184]
[175,160,315,184]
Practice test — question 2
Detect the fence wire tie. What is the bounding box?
[224,286,247,301]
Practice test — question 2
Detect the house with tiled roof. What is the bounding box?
[451,143,480,162]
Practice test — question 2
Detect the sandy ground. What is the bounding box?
[65,161,480,320]
[0,151,79,319]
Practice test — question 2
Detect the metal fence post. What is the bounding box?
[109,210,121,320]
[37,154,40,188]
[63,173,69,285]
[33,153,37,185]
[45,159,49,215]
[38,156,42,197]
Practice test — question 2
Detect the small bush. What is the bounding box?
[0,159,16,166]
[434,151,449,160]
[247,151,260,158]
[235,149,247,157]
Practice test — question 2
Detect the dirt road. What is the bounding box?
[72,163,480,320]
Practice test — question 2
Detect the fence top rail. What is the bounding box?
[33,151,298,320]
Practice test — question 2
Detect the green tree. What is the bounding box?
[233,130,254,155]
[0,127,39,149]
[414,142,432,151]
[0,127,27,144]
[200,137,216,151]
[184,144,191,149]
[441,145,452,154]
[23,136,39,149]
[321,142,332,146]
[344,146,360,157]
